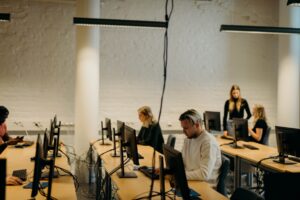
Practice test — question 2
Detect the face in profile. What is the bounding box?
[231,89,240,99]
[180,119,199,139]
[138,112,147,123]
[0,123,7,137]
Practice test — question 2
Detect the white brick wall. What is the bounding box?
[0,0,279,131]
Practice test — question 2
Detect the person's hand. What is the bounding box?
[6,176,23,185]
[223,131,228,136]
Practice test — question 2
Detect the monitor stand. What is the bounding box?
[273,156,296,165]
[230,141,243,149]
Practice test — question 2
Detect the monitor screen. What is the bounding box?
[227,119,249,141]
[203,111,221,132]
[124,125,140,166]
[0,143,7,155]
[0,158,6,200]
[105,118,112,141]
[116,120,125,141]
[274,126,300,163]
[163,144,194,199]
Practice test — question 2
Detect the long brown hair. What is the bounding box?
[253,104,267,123]
[229,84,242,112]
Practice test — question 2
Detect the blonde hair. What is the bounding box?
[229,84,242,112]
[253,104,267,123]
[138,106,156,127]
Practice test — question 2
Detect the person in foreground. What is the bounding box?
[0,105,23,185]
[137,106,164,153]
[179,109,222,186]
[248,104,268,144]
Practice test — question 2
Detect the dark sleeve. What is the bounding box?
[254,119,266,129]
[243,99,252,120]
[2,133,11,142]
[223,100,229,131]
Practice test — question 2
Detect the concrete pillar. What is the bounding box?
[74,0,100,156]
[277,1,300,128]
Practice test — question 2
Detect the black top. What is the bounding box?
[249,119,268,144]
[223,98,251,131]
[137,122,164,153]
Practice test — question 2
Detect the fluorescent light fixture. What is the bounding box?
[220,24,300,35]
[0,13,10,22]
[287,0,300,6]
[73,17,168,29]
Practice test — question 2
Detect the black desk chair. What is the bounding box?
[166,134,176,148]
[231,187,264,200]
[261,126,271,145]
[217,155,230,196]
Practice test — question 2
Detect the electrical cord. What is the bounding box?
[148,1,174,199]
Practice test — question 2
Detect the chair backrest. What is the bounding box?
[262,126,271,145]
[216,155,230,196]
[231,188,264,200]
[166,134,176,148]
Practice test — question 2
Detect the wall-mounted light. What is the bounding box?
[287,0,300,6]
[220,24,300,35]
[73,17,168,29]
[0,13,10,22]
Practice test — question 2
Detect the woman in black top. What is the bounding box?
[223,85,252,136]
[137,106,164,153]
[248,104,268,144]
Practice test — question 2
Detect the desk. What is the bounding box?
[1,144,76,200]
[92,140,229,200]
[216,136,300,189]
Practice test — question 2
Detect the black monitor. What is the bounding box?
[273,126,300,164]
[49,118,61,157]
[99,118,112,145]
[163,144,200,200]
[117,125,139,178]
[111,120,125,157]
[0,158,6,200]
[227,118,249,148]
[203,111,221,132]
[0,142,7,155]
[28,134,55,200]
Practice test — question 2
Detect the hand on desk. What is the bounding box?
[6,176,23,185]
[6,136,24,145]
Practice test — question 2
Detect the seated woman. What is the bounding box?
[137,106,164,153]
[248,104,268,144]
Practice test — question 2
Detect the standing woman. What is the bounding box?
[137,106,164,153]
[223,85,252,136]
[248,104,268,144]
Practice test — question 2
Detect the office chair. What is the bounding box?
[217,155,230,196]
[166,134,176,148]
[230,187,264,200]
[261,126,271,145]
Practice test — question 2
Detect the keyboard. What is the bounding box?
[288,156,300,163]
[12,169,27,181]
[15,141,34,148]
[139,166,159,180]
[220,135,234,140]
[242,144,259,150]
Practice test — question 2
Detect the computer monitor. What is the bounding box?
[99,118,112,145]
[0,158,6,200]
[111,120,125,157]
[227,118,249,148]
[163,144,200,199]
[203,111,221,132]
[0,142,7,155]
[30,134,55,200]
[49,118,61,157]
[117,125,139,178]
[273,126,300,164]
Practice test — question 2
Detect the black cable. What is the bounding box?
[55,165,80,191]
[148,1,174,199]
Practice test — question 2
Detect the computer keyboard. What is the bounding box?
[242,144,259,150]
[138,166,159,180]
[15,141,34,148]
[288,156,300,163]
[220,135,234,140]
[12,169,27,181]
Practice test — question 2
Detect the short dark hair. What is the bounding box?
[0,106,9,125]
[179,109,202,125]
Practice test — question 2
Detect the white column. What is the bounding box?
[277,1,300,128]
[74,0,100,156]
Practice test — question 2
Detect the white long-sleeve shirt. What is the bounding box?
[181,131,222,186]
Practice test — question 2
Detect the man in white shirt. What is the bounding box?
[179,109,222,186]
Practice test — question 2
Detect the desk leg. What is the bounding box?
[104,171,112,199]
[234,156,241,190]
[96,156,102,200]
